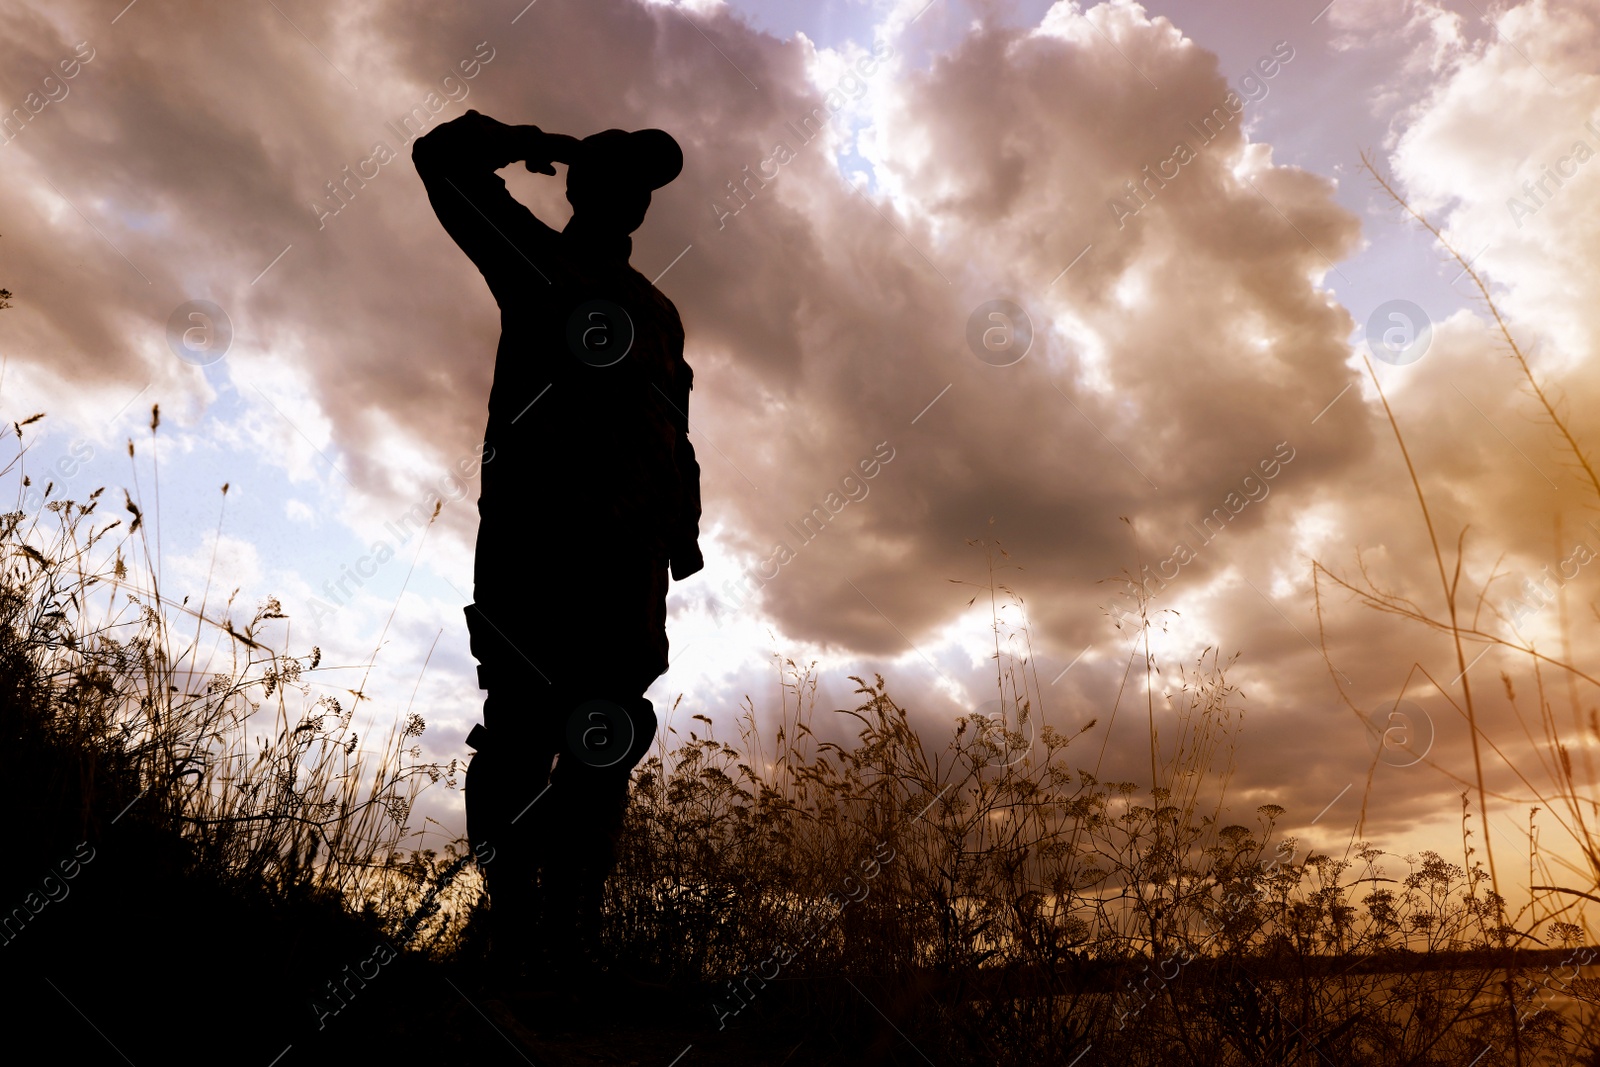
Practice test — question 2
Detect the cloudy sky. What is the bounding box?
[4,0,1600,904]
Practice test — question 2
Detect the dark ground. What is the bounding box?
[2,813,919,1067]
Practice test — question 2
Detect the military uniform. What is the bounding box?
[413,113,700,976]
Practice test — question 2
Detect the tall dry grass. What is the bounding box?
[588,165,1600,1064]
[0,409,470,951]
[7,183,1600,1064]
[1311,158,1600,910]
[3,421,1592,1063]
[601,573,1600,1065]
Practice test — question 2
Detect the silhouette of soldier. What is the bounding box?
[413,110,701,984]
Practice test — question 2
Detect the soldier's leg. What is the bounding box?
[540,693,659,977]
[464,604,563,974]
[538,556,669,978]
[466,698,561,977]
[467,691,560,866]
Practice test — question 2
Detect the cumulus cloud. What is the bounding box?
[0,0,1364,805]
[10,0,1600,868]
[1266,0,1600,861]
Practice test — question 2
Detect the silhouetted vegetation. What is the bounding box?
[0,424,510,1063]
[8,172,1600,1062]
[3,451,1597,1064]
[599,618,1600,1065]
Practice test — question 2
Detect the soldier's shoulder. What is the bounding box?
[629,274,683,334]
[640,276,681,317]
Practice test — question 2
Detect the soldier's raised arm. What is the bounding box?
[412,110,581,304]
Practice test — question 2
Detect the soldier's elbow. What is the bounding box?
[411,125,447,164]
[411,134,440,175]
[411,117,464,169]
